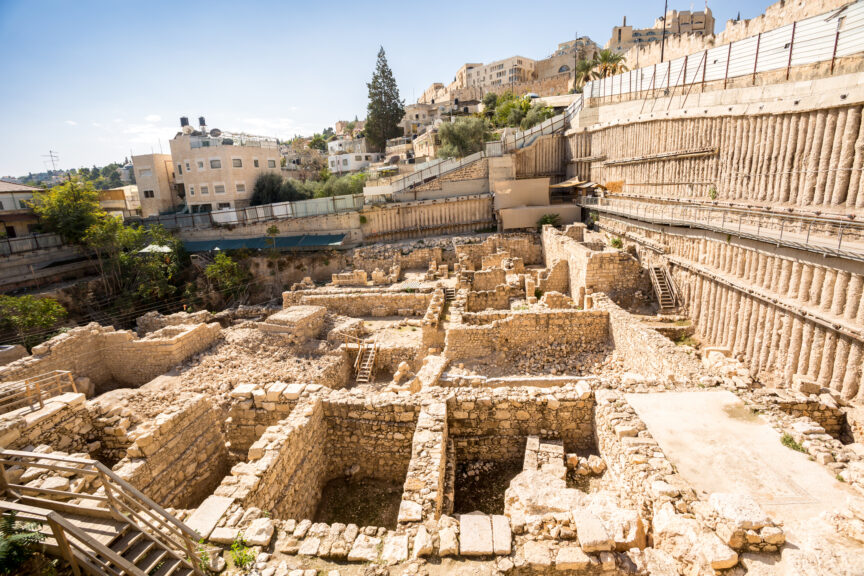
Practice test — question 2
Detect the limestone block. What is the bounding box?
[347,534,381,562]
[283,384,306,400]
[709,493,771,530]
[439,527,459,556]
[459,514,494,556]
[298,537,320,556]
[231,384,257,399]
[244,518,275,546]
[522,540,553,569]
[491,515,512,555]
[398,500,422,523]
[412,526,433,558]
[572,509,613,552]
[185,495,234,539]
[555,545,591,570]
[380,533,409,564]
[209,527,239,545]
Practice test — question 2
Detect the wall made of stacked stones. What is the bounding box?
[444,310,610,360]
[593,294,702,381]
[292,292,433,317]
[323,395,420,483]
[472,267,507,292]
[226,396,300,461]
[116,395,229,509]
[399,402,448,525]
[136,310,215,335]
[353,245,446,273]
[0,393,94,453]
[465,285,511,312]
[456,234,543,268]
[446,385,595,464]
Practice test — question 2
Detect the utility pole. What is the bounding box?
[660,0,669,63]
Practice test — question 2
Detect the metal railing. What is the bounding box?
[502,94,584,151]
[584,0,864,101]
[0,370,78,416]
[0,233,65,256]
[144,194,365,230]
[0,449,204,575]
[364,151,486,196]
[581,196,864,261]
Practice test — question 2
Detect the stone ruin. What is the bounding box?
[1,230,863,576]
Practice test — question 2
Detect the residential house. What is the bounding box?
[0,180,40,238]
[606,8,715,53]
[132,153,181,217]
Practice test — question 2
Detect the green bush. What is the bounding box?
[230,535,254,570]
[537,214,561,229]
[0,295,67,350]
[0,511,46,574]
[438,117,491,158]
[781,433,806,453]
[610,237,623,249]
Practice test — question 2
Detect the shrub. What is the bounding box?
[230,535,254,569]
[0,295,67,350]
[781,433,806,453]
[359,214,368,224]
[708,185,718,200]
[438,117,491,158]
[0,511,46,574]
[610,237,623,249]
[537,214,562,229]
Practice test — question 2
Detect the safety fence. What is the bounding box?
[580,196,864,261]
[583,0,864,100]
[0,233,63,256]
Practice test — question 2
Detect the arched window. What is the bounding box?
[558,65,570,73]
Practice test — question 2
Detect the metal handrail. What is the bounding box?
[581,196,864,260]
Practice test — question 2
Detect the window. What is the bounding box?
[232,158,242,168]
[189,186,195,196]
[342,159,348,166]
[236,183,246,194]
[177,164,183,174]
[210,159,222,169]
[197,160,204,170]
[365,155,370,160]
[200,185,209,195]
[254,159,259,168]
[143,190,155,199]
[138,168,152,177]
[267,159,276,168]
[355,155,362,161]
[214,184,226,194]
[218,202,231,210]
[0,200,4,210]
[185,161,191,171]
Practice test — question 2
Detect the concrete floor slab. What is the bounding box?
[626,390,864,575]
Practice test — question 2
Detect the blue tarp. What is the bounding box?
[183,233,347,253]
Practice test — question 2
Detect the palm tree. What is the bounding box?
[573,59,595,90]
[592,50,628,79]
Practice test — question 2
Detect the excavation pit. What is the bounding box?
[453,460,522,515]
[313,476,404,528]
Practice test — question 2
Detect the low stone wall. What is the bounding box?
[353,245,446,272]
[456,234,542,268]
[593,295,702,381]
[323,392,419,482]
[399,402,448,526]
[284,291,433,317]
[115,395,229,509]
[225,382,303,460]
[465,285,511,312]
[471,267,507,291]
[259,306,326,342]
[0,323,221,393]
[0,393,94,453]
[447,383,595,463]
[136,310,215,335]
[445,310,610,360]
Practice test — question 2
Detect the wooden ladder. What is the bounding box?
[443,287,456,301]
[650,266,677,312]
[354,340,377,385]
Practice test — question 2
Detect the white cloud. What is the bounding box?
[64,120,77,126]
[145,114,162,122]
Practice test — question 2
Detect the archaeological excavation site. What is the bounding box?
[4,2,864,575]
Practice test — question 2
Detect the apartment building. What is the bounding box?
[131,153,181,218]
[327,140,384,175]
[0,180,40,238]
[168,117,281,213]
[606,8,715,52]
[465,56,537,89]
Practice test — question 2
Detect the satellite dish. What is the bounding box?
[209,128,222,137]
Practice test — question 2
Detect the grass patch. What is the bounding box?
[781,433,806,453]
[674,334,699,347]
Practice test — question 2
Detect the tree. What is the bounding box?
[438,117,491,158]
[0,295,67,350]
[521,103,555,130]
[31,179,105,243]
[250,172,286,206]
[365,47,404,151]
[573,59,595,90]
[537,213,562,229]
[593,50,628,79]
[205,253,249,301]
[309,133,327,151]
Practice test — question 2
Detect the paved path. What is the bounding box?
[626,390,864,575]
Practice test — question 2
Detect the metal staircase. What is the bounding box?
[650,266,678,313]
[0,450,204,576]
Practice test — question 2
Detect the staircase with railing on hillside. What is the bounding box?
[0,371,78,416]
[650,266,678,313]
[0,449,204,576]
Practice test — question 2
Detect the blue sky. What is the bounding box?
[0,0,774,176]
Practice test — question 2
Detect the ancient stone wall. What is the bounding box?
[399,402,447,525]
[593,294,703,381]
[115,395,229,509]
[444,310,609,360]
[455,234,543,268]
[286,292,433,317]
[0,323,221,393]
[446,384,595,463]
[465,285,511,312]
[136,310,215,335]
[601,216,864,399]
[412,159,489,193]
[472,267,507,292]
[0,393,94,452]
[353,245,446,273]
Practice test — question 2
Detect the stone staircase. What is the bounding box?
[650,266,677,313]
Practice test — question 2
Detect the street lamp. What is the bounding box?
[660,0,669,63]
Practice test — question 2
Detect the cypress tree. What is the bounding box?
[365,47,404,152]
